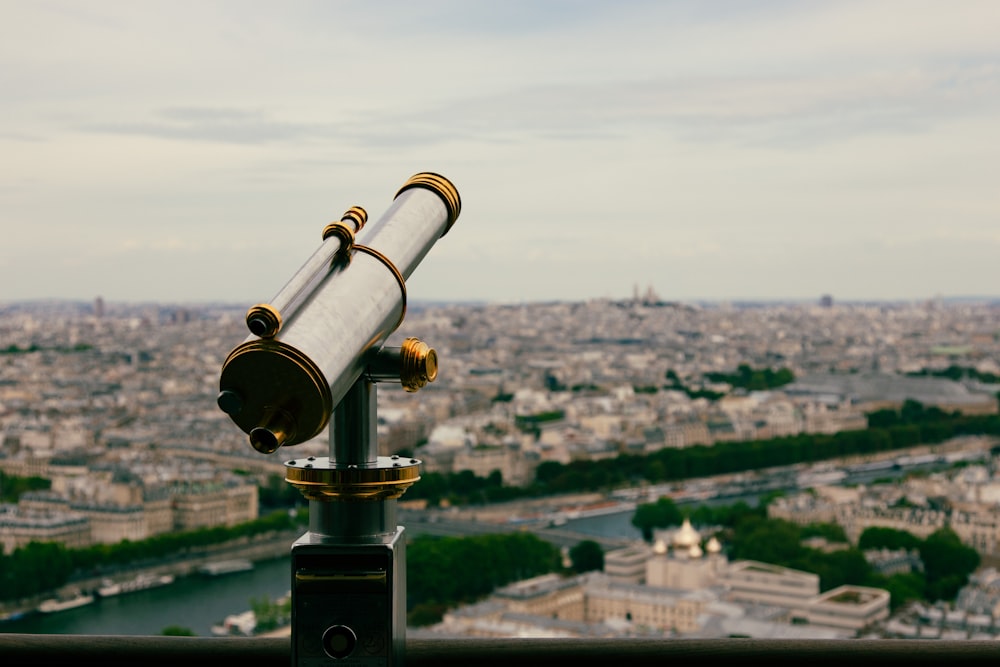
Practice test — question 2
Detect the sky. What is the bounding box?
[2,0,999,306]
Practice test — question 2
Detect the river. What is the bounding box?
[0,556,291,637]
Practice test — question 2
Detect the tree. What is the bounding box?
[797,548,872,591]
[249,595,290,633]
[406,532,561,613]
[0,471,51,503]
[568,540,604,573]
[877,572,926,611]
[6,541,74,598]
[920,527,980,601]
[727,517,805,565]
[858,526,921,551]
[800,522,849,544]
[631,497,683,542]
[688,500,762,529]
[161,625,196,636]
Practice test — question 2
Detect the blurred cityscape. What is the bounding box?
[2,292,1000,639]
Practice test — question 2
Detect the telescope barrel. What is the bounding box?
[245,206,368,338]
[218,172,460,453]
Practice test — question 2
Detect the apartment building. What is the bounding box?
[0,481,258,553]
[491,573,586,621]
[803,585,891,631]
[172,481,258,531]
[721,560,821,608]
[0,504,90,554]
[451,442,536,486]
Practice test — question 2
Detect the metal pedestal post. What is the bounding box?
[285,379,420,667]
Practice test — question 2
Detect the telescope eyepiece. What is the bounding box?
[246,304,282,339]
[250,407,297,454]
[250,428,279,455]
[248,317,268,337]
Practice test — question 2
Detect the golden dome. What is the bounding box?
[671,518,701,548]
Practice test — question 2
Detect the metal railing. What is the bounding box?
[3,635,1000,667]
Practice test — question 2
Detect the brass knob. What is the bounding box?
[399,338,437,392]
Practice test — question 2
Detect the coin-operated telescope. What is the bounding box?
[217,172,460,667]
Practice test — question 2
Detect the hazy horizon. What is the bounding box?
[3,292,999,311]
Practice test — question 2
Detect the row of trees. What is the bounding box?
[0,508,305,602]
[659,364,795,400]
[703,364,796,391]
[404,402,1000,506]
[907,365,1000,385]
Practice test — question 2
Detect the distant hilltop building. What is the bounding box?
[820,294,833,308]
[632,283,662,305]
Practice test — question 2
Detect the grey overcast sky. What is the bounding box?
[2,1,999,305]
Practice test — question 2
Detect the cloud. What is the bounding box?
[80,109,320,145]
[2,1,999,303]
[419,64,1000,150]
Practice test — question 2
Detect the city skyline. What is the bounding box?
[3,1,999,305]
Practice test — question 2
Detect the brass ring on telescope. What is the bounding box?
[245,303,282,339]
[352,244,407,333]
[340,205,368,233]
[321,223,356,261]
[285,456,421,501]
[322,206,368,262]
[395,172,462,235]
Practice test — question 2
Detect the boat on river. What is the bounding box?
[38,590,95,614]
[547,500,636,525]
[97,573,176,598]
[198,559,254,576]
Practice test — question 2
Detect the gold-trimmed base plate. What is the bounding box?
[285,455,421,501]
